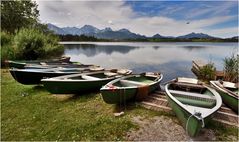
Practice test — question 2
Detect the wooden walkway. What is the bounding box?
[140,90,239,128]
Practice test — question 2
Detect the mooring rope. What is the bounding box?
[185,111,205,135]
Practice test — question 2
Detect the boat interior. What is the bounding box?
[168,82,216,109]
[67,72,119,80]
[113,75,156,87]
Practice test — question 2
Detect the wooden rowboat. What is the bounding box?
[5,56,71,69]
[41,69,132,94]
[9,67,104,85]
[165,77,222,137]
[100,72,163,104]
[210,80,238,114]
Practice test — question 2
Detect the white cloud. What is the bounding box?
[36,0,237,37]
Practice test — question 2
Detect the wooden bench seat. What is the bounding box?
[81,75,101,80]
[169,89,216,108]
[120,80,146,87]
[169,90,215,100]
[172,82,205,89]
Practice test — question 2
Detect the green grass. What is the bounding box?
[1,69,238,140]
[1,69,159,141]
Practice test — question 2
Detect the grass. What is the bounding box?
[1,69,238,140]
[1,69,159,141]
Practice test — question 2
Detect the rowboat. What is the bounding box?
[100,72,163,104]
[9,67,104,85]
[5,56,72,69]
[41,69,132,94]
[24,63,100,69]
[210,80,238,113]
[165,77,222,137]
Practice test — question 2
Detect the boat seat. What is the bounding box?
[104,72,117,77]
[169,90,216,108]
[120,80,147,87]
[173,82,205,89]
[81,75,101,80]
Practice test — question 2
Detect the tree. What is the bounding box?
[1,0,39,34]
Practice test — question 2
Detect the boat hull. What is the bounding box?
[42,79,116,94]
[10,70,78,85]
[101,80,160,104]
[166,95,212,137]
[210,81,238,114]
[101,87,137,104]
[214,88,238,113]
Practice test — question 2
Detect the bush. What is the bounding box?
[13,28,64,60]
[1,32,16,65]
[198,62,216,82]
[224,54,238,83]
[1,31,13,46]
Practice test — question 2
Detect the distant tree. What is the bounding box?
[1,0,39,34]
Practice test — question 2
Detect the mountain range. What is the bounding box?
[48,23,225,40]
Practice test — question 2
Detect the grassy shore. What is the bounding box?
[1,69,238,140]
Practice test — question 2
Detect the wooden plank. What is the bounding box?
[212,118,239,128]
[140,101,172,111]
[216,111,239,119]
[148,96,167,102]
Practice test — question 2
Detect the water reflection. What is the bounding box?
[64,44,141,57]
[63,42,237,82]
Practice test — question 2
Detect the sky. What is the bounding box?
[36,0,238,38]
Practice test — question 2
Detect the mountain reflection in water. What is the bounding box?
[63,42,237,82]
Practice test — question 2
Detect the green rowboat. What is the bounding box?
[210,80,238,114]
[165,77,222,137]
[100,72,163,104]
[41,69,132,94]
[5,56,71,69]
[10,67,104,85]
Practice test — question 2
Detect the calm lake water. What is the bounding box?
[62,42,238,82]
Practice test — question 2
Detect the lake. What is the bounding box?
[62,42,238,82]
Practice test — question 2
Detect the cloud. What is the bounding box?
[36,0,238,37]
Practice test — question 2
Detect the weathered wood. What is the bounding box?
[192,60,225,80]
[141,90,239,128]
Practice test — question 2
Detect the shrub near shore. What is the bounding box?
[1,29,64,65]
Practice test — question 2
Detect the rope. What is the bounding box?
[186,113,194,135]
[185,111,205,135]
[123,88,126,111]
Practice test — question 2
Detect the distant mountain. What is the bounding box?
[152,34,165,38]
[177,32,216,39]
[62,27,80,35]
[47,23,222,40]
[230,36,238,40]
[47,23,67,35]
[47,23,145,39]
[78,25,100,36]
[96,28,146,39]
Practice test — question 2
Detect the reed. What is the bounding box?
[223,54,238,83]
[198,62,216,82]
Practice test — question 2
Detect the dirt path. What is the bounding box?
[126,116,219,141]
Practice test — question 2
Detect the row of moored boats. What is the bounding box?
[6,57,238,137]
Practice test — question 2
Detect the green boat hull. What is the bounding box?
[166,95,212,137]
[10,69,80,85]
[42,79,115,94]
[101,81,159,104]
[216,90,238,114]
[8,61,26,69]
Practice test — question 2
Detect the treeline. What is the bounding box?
[1,0,64,65]
[58,34,238,42]
[59,34,110,42]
